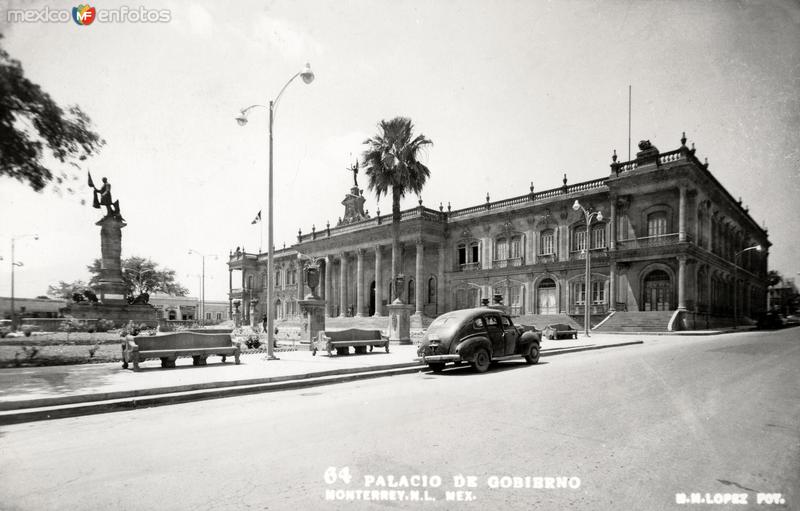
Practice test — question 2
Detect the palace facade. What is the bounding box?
[228,134,770,330]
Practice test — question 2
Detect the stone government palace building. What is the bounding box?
[228,134,769,331]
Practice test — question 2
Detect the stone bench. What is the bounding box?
[312,329,389,357]
[122,332,241,371]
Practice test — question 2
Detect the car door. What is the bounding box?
[484,313,505,356]
[501,315,518,354]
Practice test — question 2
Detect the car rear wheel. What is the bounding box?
[428,363,445,373]
[472,348,491,373]
[524,343,540,364]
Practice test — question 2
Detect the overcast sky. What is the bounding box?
[0,0,798,301]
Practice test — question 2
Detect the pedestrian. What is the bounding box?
[273,326,279,349]
[261,314,268,334]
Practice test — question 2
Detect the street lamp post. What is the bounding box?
[9,234,38,331]
[236,63,315,360]
[572,200,603,337]
[188,250,218,326]
[734,244,762,329]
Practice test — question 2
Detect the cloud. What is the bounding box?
[249,15,324,60]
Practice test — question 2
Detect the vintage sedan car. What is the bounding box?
[416,308,541,373]
[542,323,578,340]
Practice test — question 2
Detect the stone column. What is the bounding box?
[324,255,333,317]
[679,185,687,242]
[609,199,617,250]
[609,262,617,311]
[374,245,384,316]
[339,252,348,317]
[414,239,424,315]
[228,267,233,319]
[678,255,687,310]
[296,261,305,301]
[356,248,365,317]
[437,244,446,314]
[529,229,537,265]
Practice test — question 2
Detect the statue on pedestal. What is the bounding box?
[88,172,123,219]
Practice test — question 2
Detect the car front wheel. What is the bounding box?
[472,348,491,373]
[524,343,540,364]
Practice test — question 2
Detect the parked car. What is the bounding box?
[0,319,11,338]
[542,323,578,340]
[416,308,541,373]
[756,310,785,330]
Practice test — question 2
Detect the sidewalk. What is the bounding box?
[0,335,646,424]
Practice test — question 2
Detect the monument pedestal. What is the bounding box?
[388,299,413,345]
[298,296,326,344]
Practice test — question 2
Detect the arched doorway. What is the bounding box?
[538,278,557,314]
[643,270,671,311]
[369,281,376,316]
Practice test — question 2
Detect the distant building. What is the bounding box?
[228,135,770,329]
[768,278,798,316]
[148,294,229,323]
[0,297,66,319]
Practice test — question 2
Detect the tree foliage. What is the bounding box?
[362,117,433,220]
[0,35,104,192]
[87,256,189,298]
[46,280,89,300]
[362,117,432,300]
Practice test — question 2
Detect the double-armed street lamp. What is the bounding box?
[8,234,39,331]
[734,244,762,329]
[188,250,218,326]
[235,63,315,360]
[572,200,603,337]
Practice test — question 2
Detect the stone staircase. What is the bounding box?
[592,311,674,332]
[514,314,581,330]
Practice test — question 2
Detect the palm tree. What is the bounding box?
[362,117,433,303]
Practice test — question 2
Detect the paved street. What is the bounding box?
[1,329,797,511]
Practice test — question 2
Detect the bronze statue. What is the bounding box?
[347,160,359,187]
[83,289,99,303]
[88,172,122,218]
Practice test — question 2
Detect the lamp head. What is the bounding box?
[755,244,762,252]
[300,62,314,84]
[572,199,580,212]
[597,211,604,222]
[235,110,249,127]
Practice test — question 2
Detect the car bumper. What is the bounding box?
[416,354,461,364]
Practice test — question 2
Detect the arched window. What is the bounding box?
[647,212,668,237]
[247,275,253,290]
[427,277,437,304]
[495,238,508,261]
[275,269,282,288]
[540,229,555,255]
[572,225,587,252]
[457,240,481,270]
[408,279,415,307]
[591,224,606,249]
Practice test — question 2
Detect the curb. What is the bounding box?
[0,340,644,425]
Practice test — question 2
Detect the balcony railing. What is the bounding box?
[537,253,557,264]
[459,262,481,272]
[569,248,608,262]
[616,233,679,250]
[492,257,523,269]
